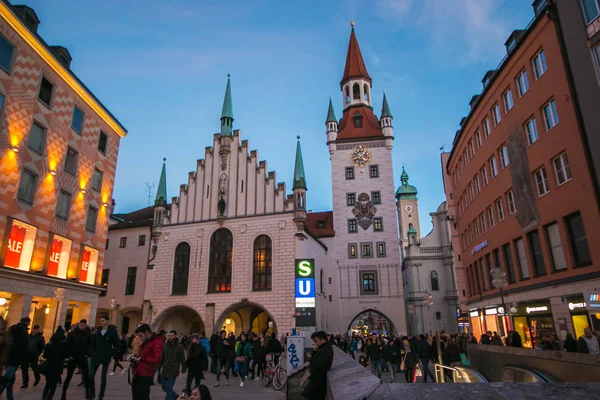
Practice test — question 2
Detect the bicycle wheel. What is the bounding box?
[263,373,271,387]
[273,367,287,390]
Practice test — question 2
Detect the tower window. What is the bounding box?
[369,165,379,178]
[354,115,363,128]
[348,219,357,233]
[345,167,355,180]
[371,191,381,205]
[347,193,356,206]
[345,86,350,103]
[363,84,369,102]
[353,83,360,100]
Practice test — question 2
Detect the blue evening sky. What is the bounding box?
[26,0,533,232]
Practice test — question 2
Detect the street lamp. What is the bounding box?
[423,291,434,336]
[490,267,510,331]
[52,288,65,332]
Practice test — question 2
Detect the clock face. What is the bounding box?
[351,145,371,166]
[405,205,414,213]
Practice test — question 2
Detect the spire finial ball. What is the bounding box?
[297,135,300,140]
[351,21,355,27]
[227,73,230,78]
[163,157,166,162]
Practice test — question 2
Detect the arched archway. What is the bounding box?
[152,305,204,335]
[215,301,277,336]
[120,306,142,335]
[347,309,396,337]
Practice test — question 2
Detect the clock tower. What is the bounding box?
[395,167,420,258]
[326,23,406,335]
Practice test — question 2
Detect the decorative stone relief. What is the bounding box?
[196,229,203,238]
[219,173,228,195]
[278,220,286,229]
[163,232,170,241]
[352,192,376,230]
[240,224,247,233]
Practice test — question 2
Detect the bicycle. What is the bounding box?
[262,352,287,390]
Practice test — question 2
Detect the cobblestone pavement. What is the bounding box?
[8,363,286,400]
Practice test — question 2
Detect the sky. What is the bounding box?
[25,0,534,232]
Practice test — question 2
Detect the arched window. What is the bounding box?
[320,269,325,294]
[345,86,350,103]
[208,228,233,293]
[253,235,272,291]
[363,84,369,101]
[353,83,360,100]
[172,242,191,295]
[431,270,439,291]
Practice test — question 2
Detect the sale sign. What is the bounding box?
[5,224,26,269]
[47,238,63,276]
[79,248,91,283]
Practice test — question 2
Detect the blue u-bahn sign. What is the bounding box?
[295,259,316,326]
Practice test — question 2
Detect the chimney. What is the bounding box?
[50,46,72,68]
[13,5,40,32]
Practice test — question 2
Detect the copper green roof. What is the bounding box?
[220,74,234,136]
[293,136,307,190]
[381,92,392,119]
[407,223,417,235]
[326,98,337,123]
[396,167,418,199]
[155,158,167,207]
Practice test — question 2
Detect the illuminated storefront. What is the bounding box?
[585,290,600,331]
[4,219,38,271]
[567,295,590,339]
[46,234,72,279]
[483,305,508,337]
[511,300,554,349]
[79,246,99,285]
[469,309,483,340]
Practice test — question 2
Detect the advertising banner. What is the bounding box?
[47,237,63,276]
[286,336,304,376]
[295,259,316,327]
[5,224,26,268]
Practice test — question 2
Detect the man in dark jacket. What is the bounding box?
[21,324,45,388]
[303,331,334,400]
[365,337,382,379]
[62,319,93,400]
[159,330,185,399]
[418,335,435,383]
[214,330,231,387]
[577,328,600,355]
[89,317,120,400]
[480,331,492,345]
[0,317,30,400]
[209,333,219,374]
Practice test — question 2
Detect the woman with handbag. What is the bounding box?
[401,338,419,383]
[234,334,252,387]
[41,327,67,400]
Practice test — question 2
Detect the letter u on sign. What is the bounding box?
[295,278,315,298]
[299,280,311,296]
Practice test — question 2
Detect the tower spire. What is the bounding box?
[341,23,371,87]
[381,92,392,119]
[220,74,234,136]
[326,97,337,123]
[154,158,167,207]
[293,136,307,190]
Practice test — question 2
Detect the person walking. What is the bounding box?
[61,319,92,400]
[235,333,251,387]
[131,324,163,400]
[185,333,206,393]
[302,331,334,400]
[213,330,230,387]
[41,327,67,400]
[22,324,45,388]
[89,317,120,400]
[365,337,382,379]
[160,330,186,400]
[0,317,30,400]
[401,338,419,383]
[419,335,435,383]
[383,339,399,383]
[208,334,219,374]
[252,336,267,382]
[198,332,210,380]
[563,333,578,352]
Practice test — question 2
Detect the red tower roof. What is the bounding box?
[341,26,371,87]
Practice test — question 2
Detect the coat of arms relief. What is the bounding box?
[352,192,377,230]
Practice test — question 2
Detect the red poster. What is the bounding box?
[5,225,26,269]
[47,238,63,276]
[79,249,91,283]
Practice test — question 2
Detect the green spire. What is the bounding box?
[407,223,417,235]
[326,97,337,124]
[293,136,307,190]
[155,158,167,207]
[220,74,234,136]
[401,166,409,185]
[381,92,392,119]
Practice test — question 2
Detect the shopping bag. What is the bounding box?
[415,365,422,377]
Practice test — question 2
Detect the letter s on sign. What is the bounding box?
[298,260,312,277]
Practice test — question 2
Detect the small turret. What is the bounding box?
[325,98,338,154]
[293,136,307,229]
[153,158,168,226]
[380,92,394,148]
[219,75,234,170]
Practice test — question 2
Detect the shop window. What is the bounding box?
[46,234,72,279]
[4,219,37,271]
[79,246,99,285]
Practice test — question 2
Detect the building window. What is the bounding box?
[347,193,356,206]
[431,271,439,291]
[468,140,475,158]
[374,217,383,231]
[503,89,514,112]
[487,206,496,227]
[361,271,378,295]
[463,150,469,167]
[507,190,517,214]
[543,100,559,130]
[98,131,108,154]
[480,213,487,232]
[553,153,572,185]
[345,167,355,180]
[92,168,103,192]
[565,212,592,267]
[354,115,363,128]
[475,130,482,148]
[208,228,233,292]
[27,121,47,154]
[172,242,191,295]
[516,70,529,97]
[125,266,137,295]
[545,222,567,271]
[362,243,372,257]
[483,118,491,137]
[348,243,357,258]
[320,269,325,294]
[496,199,506,221]
[369,165,379,178]
[86,206,98,232]
[377,242,386,257]
[371,191,381,205]
[253,235,272,291]
[64,147,78,175]
[105,239,109,250]
[345,86,350,103]
[481,166,489,186]
[468,183,474,201]
[353,83,360,99]
[474,218,480,238]
[489,157,498,178]
[317,221,326,229]
[138,235,146,246]
[17,169,37,204]
[525,117,539,145]
[582,0,600,24]
[72,106,84,134]
[534,166,549,197]
[474,175,481,194]
[348,219,357,233]
[532,49,548,80]
[499,145,510,169]
[528,230,546,276]
[480,257,488,291]
[119,237,127,248]
[502,243,517,283]
[492,104,502,127]
[56,190,72,220]
[515,238,530,279]
[38,77,53,107]
[99,269,110,297]
[0,34,14,73]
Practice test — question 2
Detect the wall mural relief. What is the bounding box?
[352,192,376,230]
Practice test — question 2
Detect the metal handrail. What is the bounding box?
[433,363,488,383]
[502,365,556,383]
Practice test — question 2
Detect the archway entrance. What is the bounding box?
[347,309,396,337]
[153,305,204,334]
[216,301,276,336]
